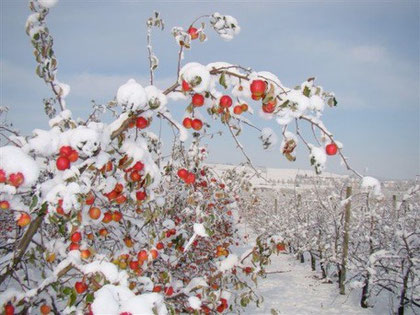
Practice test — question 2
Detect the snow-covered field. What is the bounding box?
[237,223,417,315]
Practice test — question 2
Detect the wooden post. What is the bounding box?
[274,198,278,215]
[339,186,352,295]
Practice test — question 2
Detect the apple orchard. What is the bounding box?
[1,0,418,315]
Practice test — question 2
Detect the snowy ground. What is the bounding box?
[235,223,413,315]
[245,252,375,315]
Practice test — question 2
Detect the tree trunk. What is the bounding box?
[360,273,370,308]
[398,260,411,315]
[339,186,352,295]
[310,252,316,271]
[300,252,305,263]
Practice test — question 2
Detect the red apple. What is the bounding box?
[326,143,338,155]
[68,150,79,162]
[133,161,144,171]
[112,211,123,222]
[59,146,73,157]
[40,304,51,314]
[129,260,139,270]
[136,117,148,129]
[165,286,174,296]
[219,95,232,108]
[130,170,141,182]
[17,213,31,227]
[233,105,242,115]
[250,80,267,97]
[80,249,91,259]
[156,242,164,250]
[262,99,277,114]
[68,242,80,251]
[8,172,24,187]
[185,173,196,185]
[188,27,199,40]
[85,192,95,205]
[56,157,70,171]
[99,228,108,237]
[183,117,192,129]
[191,119,203,131]
[71,232,82,243]
[138,250,148,262]
[0,200,10,210]
[4,303,14,315]
[102,211,112,223]
[75,281,88,294]
[241,104,248,112]
[192,94,204,107]
[88,207,101,220]
[177,168,188,180]
[182,80,191,92]
[150,249,158,260]
[0,169,6,183]
[136,191,147,201]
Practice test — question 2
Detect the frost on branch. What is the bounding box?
[0,146,39,188]
[309,144,327,174]
[179,62,211,93]
[260,128,278,150]
[116,79,147,112]
[361,176,382,197]
[210,12,240,41]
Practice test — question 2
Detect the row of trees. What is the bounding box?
[243,179,419,314]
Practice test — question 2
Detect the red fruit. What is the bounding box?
[17,213,31,227]
[156,242,164,250]
[251,94,262,101]
[233,105,242,115]
[243,266,253,274]
[88,207,101,220]
[183,117,192,129]
[115,195,127,204]
[68,150,79,163]
[216,304,226,313]
[177,168,188,180]
[114,183,124,193]
[68,242,80,251]
[241,104,249,112]
[165,286,174,296]
[81,249,91,259]
[0,169,6,183]
[191,119,203,131]
[138,250,148,261]
[192,94,204,107]
[85,192,95,205]
[250,80,267,97]
[71,232,82,243]
[152,285,162,293]
[185,173,196,185]
[4,303,14,315]
[59,146,73,157]
[130,170,141,182]
[129,260,139,270]
[182,80,191,92]
[99,228,108,237]
[102,212,113,223]
[188,27,199,40]
[219,95,232,108]
[262,100,277,114]
[133,161,144,171]
[326,143,338,155]
[40,304,51,314]
[8,172,24,187]
[0,200,10,210]
[136,117,148,129]
[56,157,70,171]
[112,211,123,222]
[150,249,159,260]
[75,281,88,294]
[136,191,147,201]
[276,243,286,251]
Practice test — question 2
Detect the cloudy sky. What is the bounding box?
[1,0,419,179]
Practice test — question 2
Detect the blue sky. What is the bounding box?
[1,0,419,179]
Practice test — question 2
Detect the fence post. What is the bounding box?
[339,186,352,295]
